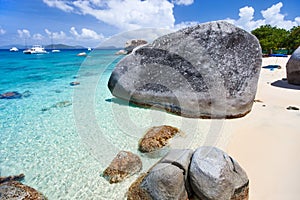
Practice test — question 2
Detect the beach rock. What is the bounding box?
[103,151,142,184]
[124,39,148,54]
[286,46,300,85]
[128,164,188,200]
[0,174,25,184]
[189,146,249,200]
[0,181,47,200]
[108,21,262,118]
[0,91,22,99]
[128,149,193,200]
[286,106,299,110]
[138,125,181,153]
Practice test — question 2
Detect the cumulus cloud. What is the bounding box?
[174,21,199,30]
[32,33,44,40]
[43,0,179,30]
[0,28,5,35]
[70,27,104,40]
[42,0,74,12]
[172,0,194,6]
[227,2,300,31]
[17,29,31,38]
[45,29,67,40]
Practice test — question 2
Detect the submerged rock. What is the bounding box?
[70,81,80,86]
[0,174,25,184]
[103,151,142,184]
[0,181,47,200]
[138,125,182,153]
[0,91,22,99]
[286,46,300,85]
[108,21,262,118]
[189,146,249,200]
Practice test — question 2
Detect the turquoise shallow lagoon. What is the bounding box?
[0,49,214,199]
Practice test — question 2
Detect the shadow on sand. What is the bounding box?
[271,79,300,90]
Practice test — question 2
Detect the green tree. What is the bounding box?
[286,26,300,53]
[251,25,289,54]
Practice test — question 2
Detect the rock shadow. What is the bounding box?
[271,79,300,90]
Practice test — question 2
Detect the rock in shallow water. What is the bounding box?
[286,46,300,85]
[138,125,182,153]
[0,181,47,200]
[108,21,262,118]
[103,151,142,184]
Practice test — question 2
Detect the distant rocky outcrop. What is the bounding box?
[286,46,300,85]
[128,147,249,200]
[115,49,127,55]
[138,125,182,153]
[103,151,142,184]
[108,21,262,118]
[124,39,147,54]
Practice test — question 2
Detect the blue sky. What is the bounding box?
[0,0,299,47]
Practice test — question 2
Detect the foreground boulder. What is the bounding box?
[138,125,181,153]
[286,46,300,85]
[128,149,193,200]
[108,21,262,118]
[125,39,148,54]
[189,146,249,200]
[0,181,47,200]
[103,151,142,183]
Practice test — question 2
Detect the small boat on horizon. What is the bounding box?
[52,49,61,53]
[23,45,48,54]
[9,47,19,52]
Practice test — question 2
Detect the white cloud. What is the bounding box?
[42,0,74,12]
[45,29,67,40]
[70,27,104,40]
[17,29,31,38]
[43,0,176,31]
[174,21,199,30]
[227,2,300,31]
[32,33,44,40]
[0,28,5,35]
[172,0,194,6]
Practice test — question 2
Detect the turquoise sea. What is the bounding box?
[0,49,214,199]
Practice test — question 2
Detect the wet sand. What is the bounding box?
[226,56,300,200]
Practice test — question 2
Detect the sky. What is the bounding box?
[0,0,299,48]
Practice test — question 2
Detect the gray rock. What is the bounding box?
[108,21,262,118]
[127,149,192,200]
[140,163,188,200]
[189,146,249,200]
[103,151,142,184]
[125,39,148,54]
[286,46,300,85]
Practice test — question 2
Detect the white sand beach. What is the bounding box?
[226,56,300,200]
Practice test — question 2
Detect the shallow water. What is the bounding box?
[0,49,216,199]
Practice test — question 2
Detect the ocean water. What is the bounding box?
[0,49,219,199]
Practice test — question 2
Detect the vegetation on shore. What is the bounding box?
[251,25,300,54]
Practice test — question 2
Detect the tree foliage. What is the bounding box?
[251,25,300,54]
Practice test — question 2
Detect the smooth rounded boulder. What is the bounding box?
[108,21,262,118]
[189,146,249,200]
[286,46,300,85]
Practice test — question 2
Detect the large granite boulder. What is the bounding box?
[0,181,47,200]
[286,46,300,85]
[138,125,181,153]
[127,149,193,200]
[125,39,148,54]
[108,21,262,118]
[189,146,249,200]
[103,151,142,183]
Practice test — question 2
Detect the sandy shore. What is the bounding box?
[225,56,300,200]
